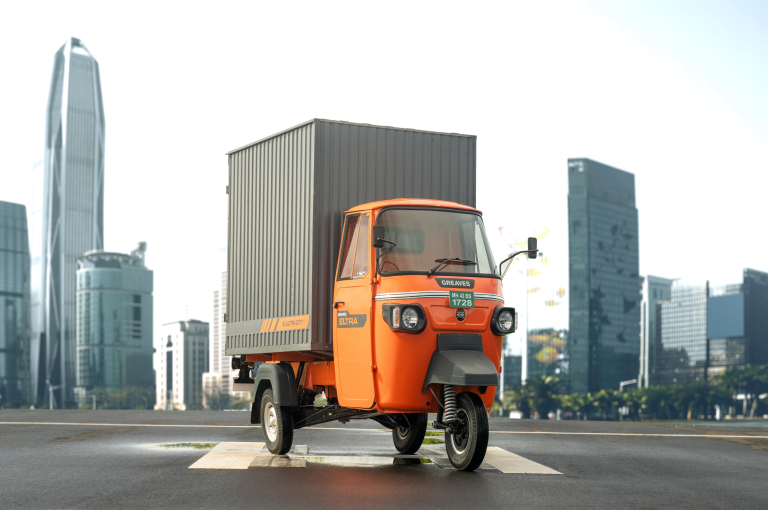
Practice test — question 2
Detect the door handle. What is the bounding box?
[333,301,344,309]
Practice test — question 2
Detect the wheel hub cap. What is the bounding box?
[450,409,470,455]
[265,402,278,442]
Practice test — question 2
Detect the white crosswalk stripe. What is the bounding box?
[187,442,561,474]
[189,442,265,469]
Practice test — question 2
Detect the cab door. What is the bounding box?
[333,212,375,409]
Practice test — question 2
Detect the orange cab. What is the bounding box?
[236,198,537,471]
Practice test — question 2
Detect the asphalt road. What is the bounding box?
[1,410,767,509]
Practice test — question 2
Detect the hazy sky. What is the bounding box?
[1,0,767,337]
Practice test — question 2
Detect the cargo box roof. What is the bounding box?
[347,198,481,214]
[226,118,476,155]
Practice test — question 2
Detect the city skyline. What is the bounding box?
[2,2,768,337]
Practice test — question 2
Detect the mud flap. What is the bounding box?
[421,350,499,394]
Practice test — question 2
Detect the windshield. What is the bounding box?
[376,208,497,275]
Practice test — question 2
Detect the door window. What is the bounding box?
[338,214,370,280]
[352,214,369,278]
[338,215,360,279]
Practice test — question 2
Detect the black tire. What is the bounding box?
[392,413,428,454]
[260,389,294,455]
[445,392,489,471]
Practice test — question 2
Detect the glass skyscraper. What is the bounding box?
[654,269,768,385]
[638,275,673,387]
[0,201,31,407]
[568,158,641,393]
[31,37,105,407]
[655,279,708,385]
[75,244,153,395]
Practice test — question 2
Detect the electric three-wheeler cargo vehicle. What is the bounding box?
[224,120,537,471]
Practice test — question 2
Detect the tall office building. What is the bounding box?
[654,269,768,385]
[0,201,31,407]
[155,320,209,410]
[568,158,641,393]
[74,244,153,398]
[638,276,673,387]
[31,37,105,407]
[202,271,249,409]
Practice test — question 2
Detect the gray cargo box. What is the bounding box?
[225,119,476,357]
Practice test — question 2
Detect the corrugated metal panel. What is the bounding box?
[226,122,315,355]
[226,119,476,356]
[311,121,476,350]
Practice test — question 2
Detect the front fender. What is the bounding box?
[421,350,499,393]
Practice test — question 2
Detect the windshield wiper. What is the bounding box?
[426,257,477,277]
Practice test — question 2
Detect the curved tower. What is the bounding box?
[31,37,105,407]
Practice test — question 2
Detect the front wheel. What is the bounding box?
[445,392,489,471]
[261,389,293,454]
[392,413,428,454]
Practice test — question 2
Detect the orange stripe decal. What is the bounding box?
[258,315,311,333]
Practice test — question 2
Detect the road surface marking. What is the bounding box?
[188,443,558,473]
[189,442,265,469]
[483,447,560,474]
[2,422,767,439]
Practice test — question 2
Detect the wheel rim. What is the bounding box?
[265,402,278,442]
[396,426,409,440]
[450,409,471,455]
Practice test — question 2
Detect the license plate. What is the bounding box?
[449,291,474,308]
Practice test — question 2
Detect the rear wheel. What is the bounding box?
[445,392,489,471]
[261,389,293,455]
[392,413,428,454]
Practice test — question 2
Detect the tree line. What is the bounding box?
[497,364,768,421]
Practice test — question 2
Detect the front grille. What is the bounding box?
[436,333,483,352]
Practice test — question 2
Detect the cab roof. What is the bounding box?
[346,199,481,214]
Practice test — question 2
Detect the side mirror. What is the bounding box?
[372,225,385,249]
[527,237,538,259]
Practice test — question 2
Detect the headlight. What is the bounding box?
[402,307,419,329]
[382,303,426,334]
[490,306,517,336]
[498,310,513,332]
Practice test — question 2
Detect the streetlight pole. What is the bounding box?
[619,379,638,392]
[46,380,62,410]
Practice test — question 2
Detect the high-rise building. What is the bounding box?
[0,201,31,407]
[567,158,641,393]
[654,269,768,385]
[155,320,209,410]
[31,37,105,408]
[202,271,249,409]
[74,244,153,398]
[638,276,673,387]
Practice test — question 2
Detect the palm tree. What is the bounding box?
[502,385,531,419]
[525,375,562,419]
